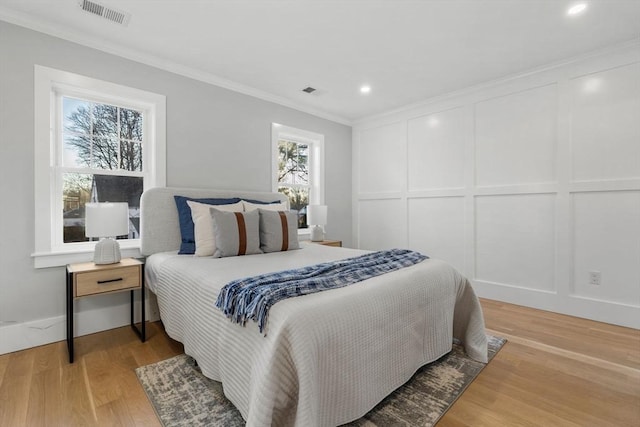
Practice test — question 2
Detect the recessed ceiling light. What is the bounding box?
[567,3,587,16]
[360,85,371,94]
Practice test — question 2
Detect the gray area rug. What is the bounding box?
[136,335,505,427]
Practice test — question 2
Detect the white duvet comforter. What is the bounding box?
[146,243,487,427]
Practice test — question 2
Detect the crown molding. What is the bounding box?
[0,7,352,126]
[354,37,640,126]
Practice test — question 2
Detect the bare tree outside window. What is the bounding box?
[64,100,142,171]
[277,139,310,228]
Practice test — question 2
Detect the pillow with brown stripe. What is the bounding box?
[210,208,262,258]
[258,209,300,253]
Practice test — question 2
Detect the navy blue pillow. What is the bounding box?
[174,195,241,254]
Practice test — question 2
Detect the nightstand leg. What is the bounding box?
[130,285,146,342]
[130,289,134,331]
[141,280,146,341]
[66,268,74,363]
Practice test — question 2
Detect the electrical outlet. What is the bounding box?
[589,271,601,286]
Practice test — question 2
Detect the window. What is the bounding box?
[61,97,144,243]
[34,66,166,268]
[272,124,324,231]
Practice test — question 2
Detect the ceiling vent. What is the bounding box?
[302,87,316,94]
[79,0,131,26]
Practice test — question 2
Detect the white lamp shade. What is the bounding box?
[307,204,327,226]
[85,202,129,238]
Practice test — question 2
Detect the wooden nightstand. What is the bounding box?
[311,240,342,247]
[66,258,145,363]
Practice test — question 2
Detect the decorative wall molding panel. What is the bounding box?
[353,43,640,328]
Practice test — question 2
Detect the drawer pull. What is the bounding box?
[97,277,124,285]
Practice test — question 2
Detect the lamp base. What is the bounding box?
[93,237,122,265]
[310,225,324,242]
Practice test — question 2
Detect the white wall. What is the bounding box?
[0,21,352,354]
[353,42,640,328]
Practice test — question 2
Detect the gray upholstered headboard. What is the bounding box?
[140,187,289,256]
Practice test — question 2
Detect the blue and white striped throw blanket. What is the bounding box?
[215,248,428,333]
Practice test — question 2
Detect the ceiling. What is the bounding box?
[1,0,639,124]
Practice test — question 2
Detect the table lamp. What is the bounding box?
[307,204,327,242]
[85,202,129,264]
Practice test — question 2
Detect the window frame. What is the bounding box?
[271,123,325,235]
[34,66,166,268]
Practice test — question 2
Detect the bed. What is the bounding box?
[140,187,488,427]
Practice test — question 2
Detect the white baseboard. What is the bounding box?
[474,281,640,329]
[0,294,160,355]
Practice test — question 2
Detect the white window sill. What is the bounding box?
[32,244,142,269]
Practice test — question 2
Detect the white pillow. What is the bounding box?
[187,200,244,256]
[242,200,288,212]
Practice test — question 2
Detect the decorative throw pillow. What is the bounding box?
[210,208,262,258]
[187,200,244,256]
[242,200,288,212]
[174,195,241,254]
[259,209,300,253]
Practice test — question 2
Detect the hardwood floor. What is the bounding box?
[442,299,640,427]
[0,299,638,426]
[0,322,183,427]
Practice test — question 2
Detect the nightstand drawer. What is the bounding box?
[75,265,141,297]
